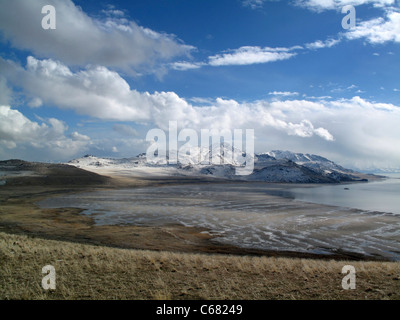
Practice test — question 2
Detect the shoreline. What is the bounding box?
[0,182,394,262]
[0,161,397,262]
[2,165,400,300]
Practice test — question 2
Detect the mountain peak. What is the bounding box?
[68,148,363,183]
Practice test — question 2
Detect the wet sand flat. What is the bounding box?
[0,184,370,260]
[37,183,400,261]
[0,161,398,261]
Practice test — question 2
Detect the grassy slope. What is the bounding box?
[1,232,399,300]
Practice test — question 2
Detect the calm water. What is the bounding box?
[38,179,400,260]
[286,174,400,215]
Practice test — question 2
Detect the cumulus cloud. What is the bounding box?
[345,10,400,43]
[2,56,400,169]
[1,56,333,138]
[286,120,334,140]
[0,105,91,160]
[276,0,400,47]
[70,131,90,141]
[0,0,194,74]
[265,97,400,169]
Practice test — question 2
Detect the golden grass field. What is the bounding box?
[1,231,400,300]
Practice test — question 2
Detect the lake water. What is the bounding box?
[38,178,400,261]
[285,174,400,216]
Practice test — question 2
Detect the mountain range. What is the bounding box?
[68,147,374,183]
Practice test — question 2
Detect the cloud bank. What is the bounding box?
[0,0,194,74]
[1,56,332,138]
[1,56,400,169]
[0,0,399,170]
[0,105,91,160]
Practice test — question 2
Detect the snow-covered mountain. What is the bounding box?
[262,150,359,182]
[68,148,368,183]
[165,142,253,167]
[68,154,148,169]
[265,150,353,173]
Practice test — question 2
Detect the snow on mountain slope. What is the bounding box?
[69,154,147,168]
[68,148,365,183]
[265,150,351,173]
[264,150,359,182]
[67,154,181,177]
[172,142,253,167]
[248,161,335,183]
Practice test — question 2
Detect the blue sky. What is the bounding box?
[0,0,399,170]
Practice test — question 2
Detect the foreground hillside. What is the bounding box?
[1,232,399,300]
[0,159,111,186]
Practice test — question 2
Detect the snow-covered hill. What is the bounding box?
[263,150,361,182]
[266,150,353,173]
[68,148,367,183]
[68,154,147,168]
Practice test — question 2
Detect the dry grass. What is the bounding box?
[1,232,399,300]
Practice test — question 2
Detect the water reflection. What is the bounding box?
[38,182,400,260]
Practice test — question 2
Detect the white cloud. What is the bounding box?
[286,119,334,139]
[172,45,303,70]
[28,97,43,108]
[208,46,297,66]
[269,91,300,97]
[1,56,334,138]
[242,0,268,9]
[170,61,204,71]
[345,10,400,43]
[2,56,400,169]
[0,105,91,160]
[306,38,341,49]
[0,0,194,74]
[288,0,400,47]
[294,0,396,11]
[101,5,126,18]
[266,97,400,169]
[314,127,335,141]
[70,131,91,141]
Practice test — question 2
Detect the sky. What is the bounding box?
[0,0,399,171]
